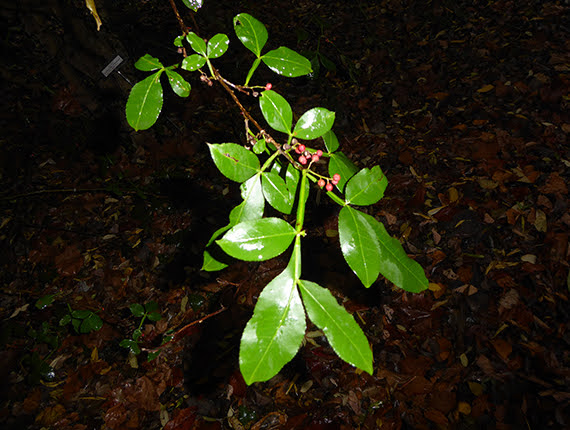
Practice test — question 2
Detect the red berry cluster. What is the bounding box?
[294,144,323,166]
[318,173,341,192]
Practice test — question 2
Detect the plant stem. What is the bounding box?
[295,170,308,233]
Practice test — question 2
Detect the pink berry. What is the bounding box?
[265,83,272,91]
[299,155,307,165]
[312,154,320,162]
[298,144,306,152]
[325,183,333,192]
[318,179,326,188]
[333,173,341,182]
[316,150,323,157]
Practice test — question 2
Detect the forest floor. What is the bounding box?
[1,0,569,429]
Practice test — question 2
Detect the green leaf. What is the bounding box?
[259,90,293,134]
[338,206,428,292]
[181,0,203,12]
[217,218,296,261]
[229,175,265,225]
[145,301,159,312]
[59,314,71,326]
[80,313,103,333]
[293,107,335,140]
[129,303,145,317]
[285,163,300,197]
[71,309,91,319]
[322,130,339,153]
[202,249,228,272]
[186,32,207,56]
[72,318,81,333]
[165,69,190,97]
[345,166,388,206]
[234,13,268,57]
[262,47,312,77]
[174,35,184,47]
[132,328,142,341]
[240,263,305,384]
[134,54,163,71]
[298,280,373,374]
[207,34,230,59]
[262,171,293,214]
[181,54,207,71]
[35,294,55,310]
[208,143,260,182]
[329,151,358,192]
[252,138,266,154]
[147,312,162,322]
[120,339,141,355]
[202,175,265,272]
[126,72,164,131]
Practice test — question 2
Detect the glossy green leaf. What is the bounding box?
[240,263,305,384]
[262,171,293,214]
[134,54,163,71]
[217,218,296,261]
[203,175,264,272]
[80,313,102,333]
[186,32,207,56]
[165,69,190,97]
[298,280,372,374]
[262,47,312,77]
[285,162,300,197]
[208,143,260,182]
[259,90,292,134]
[329,151,358,192]
[126,72,164,131]
[181,0,203,12]
[181,54,207,71]
[234,13,268,57]
[202,249,228,271]
[229,175,265,225]
[252,138,266,154]
[173,35,184,47]
[345,165,388,206]
[322,130,339,153]
[293,107,335,140]
[132,328,142,341]
[207,33,230,59]
[339,206,428,292]
[129,303,145,317]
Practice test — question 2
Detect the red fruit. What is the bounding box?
[295,146,302,154]
[318,179,326,188]
[299,155,307,165]
[298,144,306,152]
[265,83,272,91]
[325,183,333,192]
[316,150,323,157]
[333,173,341,182]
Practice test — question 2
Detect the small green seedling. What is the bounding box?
[120,301,162,356]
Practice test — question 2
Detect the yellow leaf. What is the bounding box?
[85,0,102,31]
[468,381,484,396]
[477,84,494,93]
[458,401,472,415]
